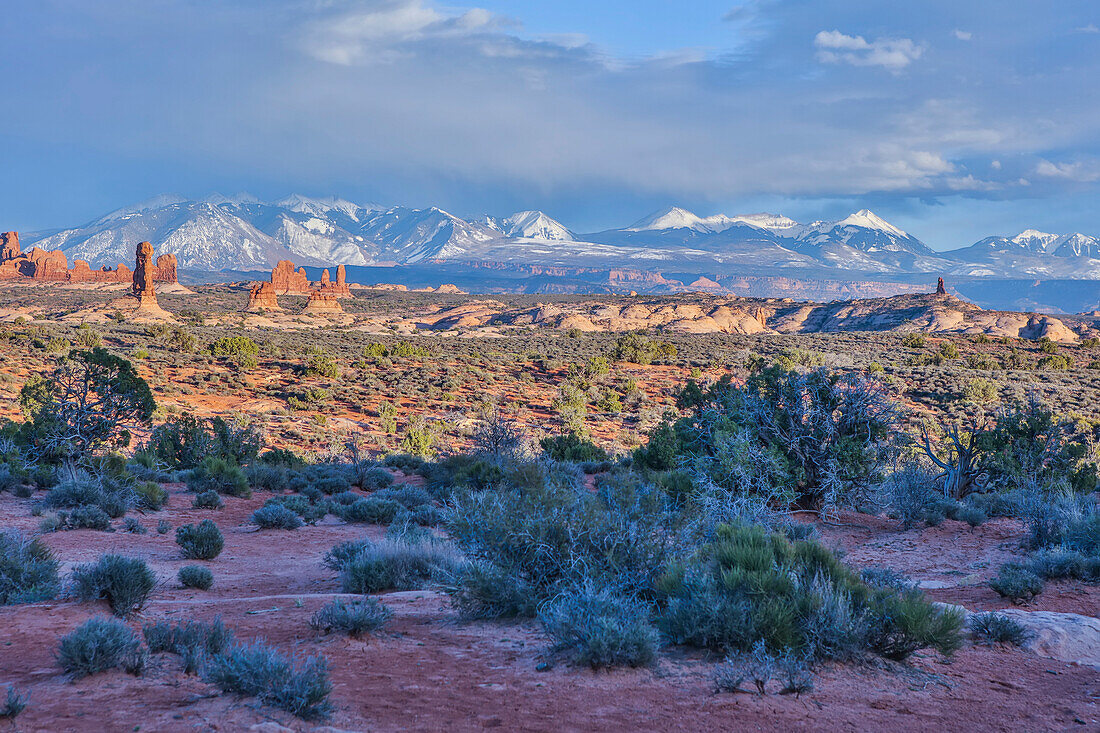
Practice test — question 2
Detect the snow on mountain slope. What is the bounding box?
[795,209,933,256]
[17,195,1100,278]
[625,207,737,234]
[357,207,498,262]
[494,211,574,241]
[31,201,301,270]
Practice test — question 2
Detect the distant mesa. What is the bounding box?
[0,231,177,285]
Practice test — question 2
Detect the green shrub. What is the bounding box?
[252,504,302,530]
[175,520,224,560]
[70,554,156,617]
[187,456,250,498]
[133,481,168,510]
[0,686,27,720]
[43,476,132,518]
[340,539,463,593]
[0,530,60,605]
[192,490,224,510]
[143,617,233,673]
[901,333,926,348]
[57,617,146,678]
[335,497,402,525]
[540,433,609,462]
[360,466,394,490]
[178,565,214,590]
[446,563,539,620]
[209,336,259,368]
[609,332,677,364]
[203,641,332,720]
[658,524,962,661]
[865,590,964,660]
[263,495,326,524]
[969,613,1032,647]
[540,586,660,669]
[62,505,112,531]
[989,563,1044,601]
[310,598,392,637]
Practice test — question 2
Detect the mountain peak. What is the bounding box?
[627,207,705,232]
[835,209,909,238]
[500,211,574,241]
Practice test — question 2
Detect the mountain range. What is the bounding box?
[20,195,1100,284]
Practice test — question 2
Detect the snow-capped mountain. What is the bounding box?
[482,211,574,241]
[17,196,1100,281]
[793,209,934,256]
[958,230,1100,259]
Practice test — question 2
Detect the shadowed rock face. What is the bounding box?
[0,231,19,261]
[133,241,155,298]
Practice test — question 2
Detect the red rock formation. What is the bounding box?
[936,277,947,295]
[246,281,281,312]
[0,232,19,261]
[156,254,178,283]
[317,263,352,297]
[132,241,159,308]
[303,290,343,314]
[271,260,311,295]
[0,231,177,285]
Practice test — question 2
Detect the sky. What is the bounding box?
[2,0,1099,250]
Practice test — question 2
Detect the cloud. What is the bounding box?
[301,0,506,65]
[1035,159,1100,182]
[814,30,923,70]
[2,0,1100,233]
[1076,24,1099,33]
[953,29,972,41]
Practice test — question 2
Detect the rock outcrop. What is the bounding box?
[0,231,19,261]
[246,281,281,312]
[302,290,343,315]
[131,241,159,308]
[271,260,311,295]
[318,264,351,297]
[0,231,178,285]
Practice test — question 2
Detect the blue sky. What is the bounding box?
[2,0,1099,249]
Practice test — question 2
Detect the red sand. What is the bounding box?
[0,489,1097,732]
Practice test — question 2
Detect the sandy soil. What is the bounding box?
[0,489,1097,732]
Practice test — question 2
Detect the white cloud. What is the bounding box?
[1076,24,1099,33]
[1035,159,1100,182]
[991,160,1002,170]
[953,29,972,41]
[301,0,502,65]
[814,30,923,70]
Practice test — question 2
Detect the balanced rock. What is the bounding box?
[246,281,281,312]
[303,290,343,315]
[129,241,164,312]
